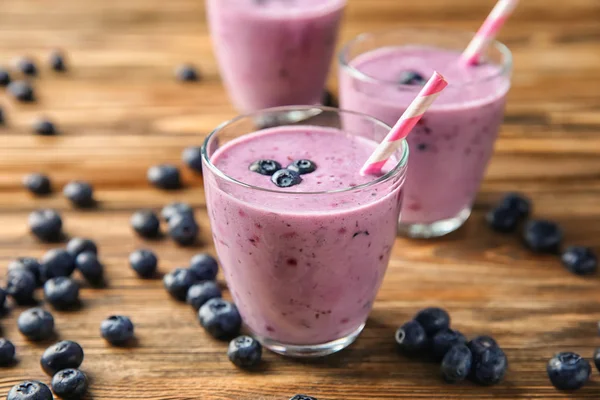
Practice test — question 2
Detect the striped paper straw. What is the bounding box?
[461,0,519,66]
[360,71,448,176]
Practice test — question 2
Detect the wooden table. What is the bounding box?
[1,0,600,399]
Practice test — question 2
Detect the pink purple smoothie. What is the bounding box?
[206,0,346,112]
[204,126,405,345]
[339,46,510,225]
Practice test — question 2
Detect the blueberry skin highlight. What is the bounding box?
[394,320,428,353]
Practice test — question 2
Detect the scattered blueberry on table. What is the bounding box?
[227,335,262,368]
[187,281,222,310]
[23,173,52,195]
[41,248,76,280]
[16,57,38,76]
[7,381,53,400]
[287,159,317,175]
[289,396,318,400]
[75,251,104,284]
[164,268,198,301]
[175,64,200,82]
[41,340,84,376]
[6,269,37,305]
[44,277,80,309]
[66,237,98,257]
[198,298,242,340]
[131,209,161,238]
[593,348,600,373]
[161,201,194,222]
[547,352,591,391]
[249,159,281,176]
[29,209,63,242]
[168,212,199,246]
[486,206,520,233]
[49,50,67,72]
[147,164,182,190]
[8,257,43,286]
[182,146,203,174]
[63,180,95,207]
[51,368,88,399]
[561,246,597,276]
[414,307,450,337]
[499,192,531,219]
[441,344,472,383]
[395,320,428,353]
[8,80,35,102]
[523,220,563,254]
[0,68,11,86]
[189,253,219,281]
[271,169,302,188]
[17,308,55,341]
[33,118,57,136]
[0,338,16,366]
[129,249,158,278]
[100,315,134,346]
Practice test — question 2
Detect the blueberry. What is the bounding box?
[17,308,55,341]
[6,270,37,305]
[467,336,499,359]
[322,90,337,107]
[0,68,10,86]
[441,344,472,383]
[593,348,600,373]
[49,50,66,72]
[187,281,222,310]
[271,169,302,188]
[33,119,56,135]
[44,277,79,309]
[129,249,158,278]
[561,246,597,275]
[175,64,200,82]
[168,212,199,246]
[0,338,16,366]
[394,320,428,353]
[182,146,203,174]
[100,315,134,345]
[287,159,317,175]
[8,80,35,102]
[399,70,426,85]
[547,352,591,391]
[249,159,282,176]
[432,328,467,360]
[0,287,5,310]
[486,206,520,233]
[131,209,161,238]
[40,340,84,376]
[75,252,104,284]
[29,209,63,242]
[289,396,318,400]
[523,220,563,253]
[471,346,508,386]
[7,381,53,400]
[17,58,37,76]
[416,143,428,151]
[161,202,194,222]
[0,107,4,125]
[41,249,75,280]
[51,369,88,399]
[499,192,531,219]
[414,307,450,336]
[147,164,181,189]
[228,335,262,368]
[23,173,52,195]
[8,257,43,286]
[189,253,219,281]
[63,181,94,207]
[66,237,98,257]
[164,268,197,301]
[198,298,242,340]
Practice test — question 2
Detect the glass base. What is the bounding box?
[256,323,365,358]
[398,206,472,239]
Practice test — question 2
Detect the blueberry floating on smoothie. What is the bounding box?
[271,169,302,188]
[547,352,591,390]
[249,159,281,176]
[399,70,426,86]
[287,159,317,175]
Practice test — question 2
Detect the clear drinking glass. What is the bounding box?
[338,28,512,238]
[201,106,408,357]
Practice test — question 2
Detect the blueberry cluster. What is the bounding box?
[249,158,317,188]
[130,201,199,246]
[487,193,597,276]
[395,307,508,385]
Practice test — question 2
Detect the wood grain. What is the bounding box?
[1,0,600,399]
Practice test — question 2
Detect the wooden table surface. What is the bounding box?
[1,0,600,399]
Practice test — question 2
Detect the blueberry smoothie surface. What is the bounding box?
[204,126,406,346]
[340,46,510,225]
[206,0,346,112]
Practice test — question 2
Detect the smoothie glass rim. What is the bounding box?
[201,105,409,196]
[338,27,512,89]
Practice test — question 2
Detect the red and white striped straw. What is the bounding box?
[360,71,448,176]
[461,0,519,66]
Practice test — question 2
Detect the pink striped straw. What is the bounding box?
[461,0,519,66]
[360,71,448,176]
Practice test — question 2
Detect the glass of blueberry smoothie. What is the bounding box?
[202,106,408,357]
[206,0,346,113]
[339,28,512,238]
